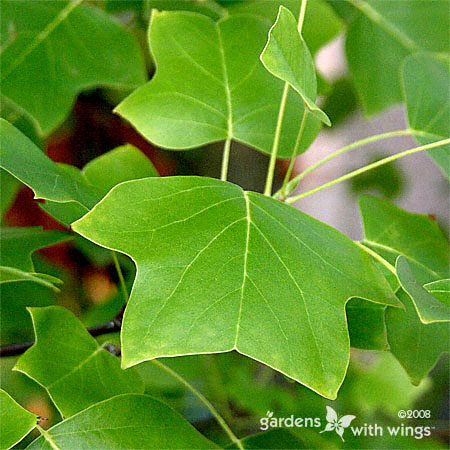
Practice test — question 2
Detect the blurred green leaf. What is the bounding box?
[228,428,307,449]
[15,306,144,417]
[322,78,358,126]
[402,53,450,178]
[424,279,450,307]
[1,0,146,135]
[146,0,227,19]
[346,0,448,116]
[0,389,37,450]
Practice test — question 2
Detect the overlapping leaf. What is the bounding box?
[386,289,449,385]
[396,256,450,324]
[260,6,330,125]
[0,227,70,290]
[424,279,450,306]
[0,120,158,225]
[1,0,146,135]
[26,394,217,449]
[359,195,449,285]
[359,196,450,382]
[402,53,450,178]
[226,0,343,56]
[15,306,144,417]
[346,0,448,116]
[0,389,37,450]
[115,11,321,157]
[73,176,399,399]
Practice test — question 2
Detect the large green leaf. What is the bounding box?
[0,120,100,210]
[226,0,343,56]
[402,53,450,178]
[0,389,37,450]
[73,176,399,399]
[386,289,449,385]
[396,257,450,324]
[0,0,146,136]
[26,394,217,449]
[359,195,449,285]
[346,0,448,116]
[115,11,321,157]
[0,227,70,290]
[260,6,330,125]
[15,306,144,418]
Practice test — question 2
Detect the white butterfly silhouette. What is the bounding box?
[320,406,356,442]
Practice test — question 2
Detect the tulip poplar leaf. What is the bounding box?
[115,11,321,158]
[1,0,146,136]
[73,176,400,399]
[15,306,144,418]
[26,394,218,449]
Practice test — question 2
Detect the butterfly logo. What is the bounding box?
[320,406,356,442]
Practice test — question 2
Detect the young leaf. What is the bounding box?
[73,176,400,399]
[1,0,146,136]
[82,144,159,198]
[346,0,448,116]
[359,195,449,285]
[15,306,144,418]
[386,290,449,385]
[115,11,321,157]
[424,279,450,306]
[226,0,343,56]
[402,53,450,178]
[0,120,100,210]
[26,394,218,449]
[0,389,37,450]
[260,6,330,125]
[0,267,63,292]
[396,256,450,324]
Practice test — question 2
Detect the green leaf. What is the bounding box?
[0,120,100,210]
[115,11,321,158]
[396,256,450,324]
[424,279,450,307]
[346,0,448,116]
[0,226,70,272]
[386,289,449,385]
[260,6,330,125]
[1,0,146,136]
[0,267,63,292]
[346,299,388,350]
[227,0,343,56]
[146,0,227,20]
[73,176,400,399]
[0,389,37,450]
[402,53,450,178]
[0,227,70,290]
[0,170,20,218]
[82,144,159,198]
[26,394,218,449]
[359,195,449,285]
[15,306,144,418]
